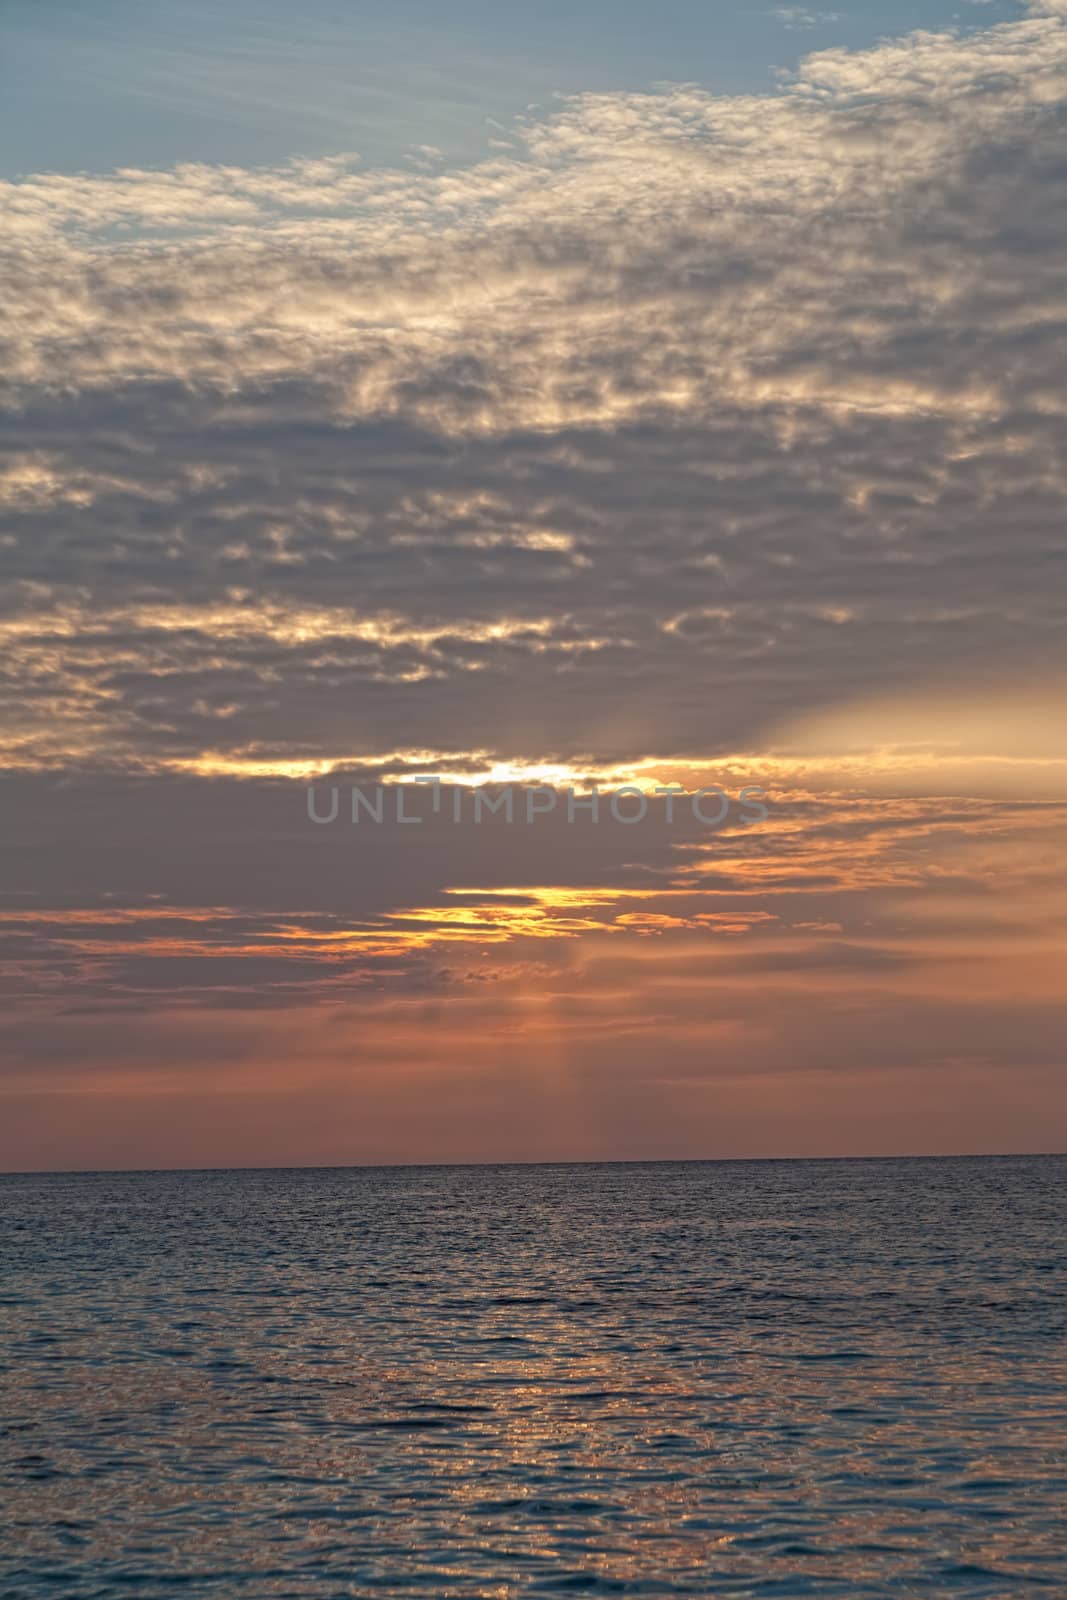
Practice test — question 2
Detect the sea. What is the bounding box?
[1,1156,1064,1598]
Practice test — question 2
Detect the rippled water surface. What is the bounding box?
[1,1157,1065,1597]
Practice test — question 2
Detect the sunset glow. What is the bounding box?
[3,0,1067,1169]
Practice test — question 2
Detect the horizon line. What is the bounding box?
[3,1150,1064,1178]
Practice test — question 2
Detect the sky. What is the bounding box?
[1,0,1066,1169]
[2,0,1013,176]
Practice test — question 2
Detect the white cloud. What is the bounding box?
[0,6,1065,774]
[771,8,843,29]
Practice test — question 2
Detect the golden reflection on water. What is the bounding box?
[2,1159,1065,1596]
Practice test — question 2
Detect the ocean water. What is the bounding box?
[0,1157,1064,1599]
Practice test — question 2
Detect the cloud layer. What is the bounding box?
[2,5,1066,1163]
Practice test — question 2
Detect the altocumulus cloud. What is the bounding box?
[1,4,1066,1164]
[0,2,1065,773]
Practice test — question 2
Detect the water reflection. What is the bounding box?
[1,1157,1064,1595]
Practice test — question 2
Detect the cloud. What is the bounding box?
[1,7,1066,1160]
[771,8,843,29]
[1,8,1065,779]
